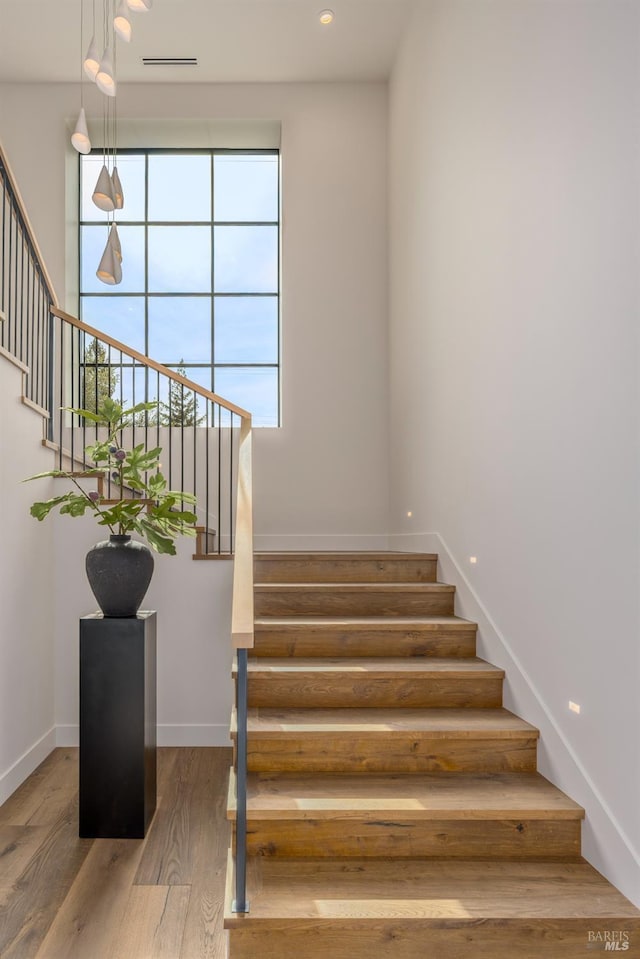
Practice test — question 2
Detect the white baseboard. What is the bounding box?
[0,727,57,806]
[254,533,390,551]
[56,724,231,748]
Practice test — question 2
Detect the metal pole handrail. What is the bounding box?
[232,647,250,914]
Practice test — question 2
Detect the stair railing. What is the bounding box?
[50,307,251,556]
[0,146,56,421]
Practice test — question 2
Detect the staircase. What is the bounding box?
[225,551,640,959]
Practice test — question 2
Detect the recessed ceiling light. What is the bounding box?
[319,9,335,25]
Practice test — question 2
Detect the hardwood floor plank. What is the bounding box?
[0,748,232,959]
[179,856,227,959]
[0,749,78,827]
[109,885,191,959]
[179,752,231,959]
[135,748,232,886]
[0,825,50,884]
[34,838,145,959]
[0,798,93,959]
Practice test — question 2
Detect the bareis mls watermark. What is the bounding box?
[586,930,631,951]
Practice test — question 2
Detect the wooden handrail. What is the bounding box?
[231,416,255,649]
[51,307,252,421]
[0,144,58,305]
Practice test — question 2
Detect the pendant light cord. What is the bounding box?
[79,0,84,107]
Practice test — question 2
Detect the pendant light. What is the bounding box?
[93,163,116,211]
[108,222,122,262]
[126,0,152,11]
[96,235,122,285]
[96,44,116,96]
[71,107,92,154]
[72,0,92,154]
[114,0,132,41]
[83,0,100,76]
[111,166,124,209]
[83,36,100,78]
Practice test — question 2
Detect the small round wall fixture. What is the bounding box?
[319,9,335,25]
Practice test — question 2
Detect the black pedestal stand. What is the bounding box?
[79,611,157,839]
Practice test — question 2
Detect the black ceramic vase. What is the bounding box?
[85,535,154,617]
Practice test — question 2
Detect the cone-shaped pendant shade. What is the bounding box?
[96,46,116,96]
[93,164,116,211]
[114,0,132,41]
[97,238,122,285]
[126,0,152,10]
[83,35,100,79]
[108,223,122,262]
[71,107,92,154]
[111,166,124,210]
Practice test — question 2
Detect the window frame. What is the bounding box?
[78,146,281,427]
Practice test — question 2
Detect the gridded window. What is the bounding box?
[79,150,280,426]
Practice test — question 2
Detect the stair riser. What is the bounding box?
[246,677,503,709]
[245,737,538,774]
[252,628,477,658]
[239,819,582,860]
[254,558,438,584]
[255,590,455,618]
[228,921,640,959]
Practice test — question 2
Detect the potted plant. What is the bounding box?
[25,397,197,617]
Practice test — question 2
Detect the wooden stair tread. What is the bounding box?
[255,582,454,592]
[254,552,438,561]
[228,770,584,820]
[254,615,475,629]
[240,657,503,677]
[225,857,640,924]
[235,707,538,738]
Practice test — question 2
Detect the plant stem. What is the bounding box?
[66,472,116,535]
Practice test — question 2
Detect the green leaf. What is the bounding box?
[64,406,103,424]
[23,470,73,483]
[99,397,124,423]
[59,496,94,517]
[30,494,76,520]
[165,490,197,506]
[136,517,177,555]
[120,401,158,420]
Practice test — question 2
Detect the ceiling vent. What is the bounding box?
[142,57,198,67]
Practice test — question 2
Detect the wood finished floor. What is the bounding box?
[0,747,231,959]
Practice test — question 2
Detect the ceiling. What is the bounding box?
[0,0,415,84]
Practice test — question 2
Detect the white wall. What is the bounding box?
[0,354,56,803]
[389,0,640,904]
[0,80,391,752]
[0,81,391,547]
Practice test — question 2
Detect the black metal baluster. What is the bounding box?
[19,237,25,370]
[58,314,64,470]
[8,202,15,355]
